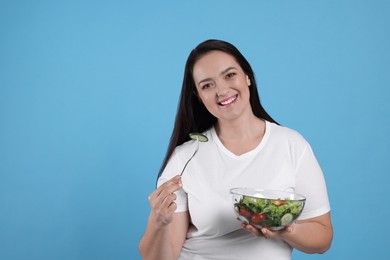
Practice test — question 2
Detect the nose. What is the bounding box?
[216,81,229,97]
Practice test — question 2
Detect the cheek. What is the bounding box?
[199,95,217,110]
[199,93,213,104]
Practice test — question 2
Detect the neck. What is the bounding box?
[215,113,265,141]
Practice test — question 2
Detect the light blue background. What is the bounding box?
[1,1,389,259]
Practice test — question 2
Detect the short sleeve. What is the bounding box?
[295,144,331,220]
[157,151,189,212]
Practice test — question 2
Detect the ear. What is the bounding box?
[246,75,251,86]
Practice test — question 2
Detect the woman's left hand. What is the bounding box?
[242,212,333,254]
[241,223,294,239]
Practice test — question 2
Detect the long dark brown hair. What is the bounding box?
[157,39,278,180]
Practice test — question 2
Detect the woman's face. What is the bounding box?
[193,51,252,122]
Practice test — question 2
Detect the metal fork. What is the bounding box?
[179,138,199,176]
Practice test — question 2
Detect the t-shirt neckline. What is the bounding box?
[210,120,271,159]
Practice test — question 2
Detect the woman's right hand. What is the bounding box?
[148,175,182,227]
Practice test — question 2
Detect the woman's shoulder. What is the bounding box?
[267,121,309,147]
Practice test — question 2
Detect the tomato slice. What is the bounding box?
[250,213,267,224]
[239,207,252,218]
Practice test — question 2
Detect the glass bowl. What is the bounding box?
[230,187,306,230]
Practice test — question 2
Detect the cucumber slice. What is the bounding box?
[189,132,208,142]
[280,213,293,226]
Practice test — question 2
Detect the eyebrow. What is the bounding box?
[197,66,238,86]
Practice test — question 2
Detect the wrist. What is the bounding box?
[148,213,171,231]
[280,223,296,239]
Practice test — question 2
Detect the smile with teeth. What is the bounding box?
[218,95,238,106]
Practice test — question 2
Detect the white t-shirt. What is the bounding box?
[157,121,330,260]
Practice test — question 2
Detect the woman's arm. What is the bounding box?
[139,176,189,260]
[244,212,333,254]
[279,212,333,253]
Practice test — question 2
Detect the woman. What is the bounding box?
[139,39,333,259]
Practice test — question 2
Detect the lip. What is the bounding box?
[218,94,238,107]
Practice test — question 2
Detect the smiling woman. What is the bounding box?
[192,50,265,155]
[193,52,252,122]
[138,39,333,260]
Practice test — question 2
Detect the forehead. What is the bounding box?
[193,51,241,80]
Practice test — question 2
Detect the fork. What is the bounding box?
[179,138,200,176]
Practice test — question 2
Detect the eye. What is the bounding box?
[201,82,214,90]
[225,72,236,79]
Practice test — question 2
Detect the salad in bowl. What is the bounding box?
[230,187,306,230]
